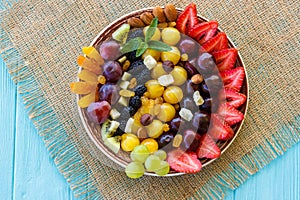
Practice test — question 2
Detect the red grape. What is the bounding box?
[99,84,120,105]
[87,101,111,124]
[103,61,122,83]
[99,40,120,61]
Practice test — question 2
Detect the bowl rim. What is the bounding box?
[76,7,249,177]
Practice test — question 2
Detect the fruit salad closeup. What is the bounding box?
[70,3,247,178]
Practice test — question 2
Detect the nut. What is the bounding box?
[153,6,166,22]
[191,74,204,84]
[172,134,183,147]
[137,127,148,139]
[127,17,145,28]
[164,4,178,22]
[140,12,154,25]
[140,113,154,126]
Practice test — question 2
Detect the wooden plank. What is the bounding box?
[0,58,17,200]
[12,95,77,199]
[234,142,300,200]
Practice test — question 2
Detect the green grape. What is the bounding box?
[155,160,170,176]
[125,162,145,179]
[130,145,150,163]
[144,155,161,171]
[153,150,167,161]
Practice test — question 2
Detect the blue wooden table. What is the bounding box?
[1,57,299,199]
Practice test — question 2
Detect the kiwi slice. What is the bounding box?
[101,120,120,141]
[112,23,130,44]
[104,136,121,154]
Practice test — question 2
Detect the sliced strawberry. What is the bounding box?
[218,103,244,126]
[212,48,238,71]
[188,3,199,31]
[197,134,221,159]
[167,149,202,173]
[220,67,245,92]
[209,114,234,140]
[176,3,198,34]
[224,88,246,108]
[201,32,228,53]
[188,21,218,45]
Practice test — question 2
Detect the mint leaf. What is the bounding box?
[121,37,143,54]
[136,42,148,57]
[145,18,158,43]
[148,40,172,52]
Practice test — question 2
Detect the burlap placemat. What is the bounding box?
[1,0,299,199]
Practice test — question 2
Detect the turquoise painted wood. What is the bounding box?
[0,58,299,199]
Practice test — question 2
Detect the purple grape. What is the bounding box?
[99,40,120,61]
[169,117,184,132]
[183,97,198,111]
[181,130,201,152]
[99,84,120,105]
[179,38,198,58]
[103,61,122,83]
[87,101,111,124]
[157,132,174,149]
[197,53,216,74]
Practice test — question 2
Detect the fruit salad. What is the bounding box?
[70,3,247,178]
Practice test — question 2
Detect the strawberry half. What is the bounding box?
[212,48,238,71]
[201,32,228,53]
[220,67,245,92]
[197,134,221,159]
[218,103,244,126]
[167,149,202,173]
[176,3,198,34]
[188,21,218,45]
[225,88,246,108]
[209,114,234,140]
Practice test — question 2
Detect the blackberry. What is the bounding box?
[114,127,124,136]
[129,96,142,111]
[125,50,141,63]
[136,69,151,85]
[134,85,147,97]
[118,119,127,131]
[128,106,137,117]
[127,60,146,74]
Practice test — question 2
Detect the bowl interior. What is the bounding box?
[78,8,249,176]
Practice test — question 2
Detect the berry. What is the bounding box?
[218,103,244,126]
[99,84,120,105]
[197,134,220,159]
[143,26,161,41]
[182,129,201,152]
[145,80,164,99]
[126,28,144,42]
[99,40,120,61]
[176,3,198,34]
[141,138,159,153]
[133,85,147,97]
[208,114,234,140]
[212,48,238,72]
[130,145,150,163]
[121,133,140,152]
[136,69,151,85]
[146,119,164,138]
[169,117,185,132]
[224,88,246,108]
[114,127,124,136]
[179,38,198,58]
[192,111,211,134]
[153,150,167,160]
[129,96,142,111]
[127,106,137,117]
[103,61,122,83]
[167,149,202,173]
[151,62,168,79]
[201,32,228,53]
[161,27,181,45]
[161,46,181,65]
[188,21,218,45]
[154,160,170,176]
[163,86,183,104]
[157,103,176,122]
[220,67,245,92]
[126,50,141,63]
[125,162,145,178]
[145,155,161,171]
[87,101,111,124]
[128,60,146,74]
[170,66,188,86]
[157,132,174,149]
[197,52,216,74]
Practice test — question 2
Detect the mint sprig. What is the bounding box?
[120,17,171,57]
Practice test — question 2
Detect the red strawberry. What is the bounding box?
[212,48,238,71]
[201,32,228,53]
[224,88,246,108]
[188,21,218,44]
[220,67,245,92]
[167,149,202,173]
[218,103,244,126]
[209,114,234,140]
[188,3,199,30]
[176,3,198,34]
[197,134,221,159]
